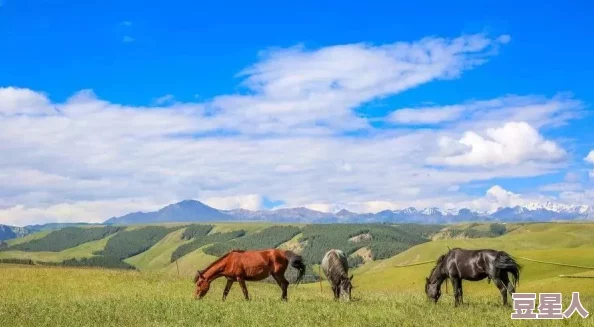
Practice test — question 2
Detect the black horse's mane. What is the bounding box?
[427,250,450,281]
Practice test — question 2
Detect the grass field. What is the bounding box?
[1,222,593,326]
[0,265,592,327]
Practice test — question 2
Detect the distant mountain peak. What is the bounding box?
[105,199,229,225]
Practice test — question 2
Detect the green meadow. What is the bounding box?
[0,222,593,326]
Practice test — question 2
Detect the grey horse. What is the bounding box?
[321,249,353,301]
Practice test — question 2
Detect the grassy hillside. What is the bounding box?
[3,226,121,252]
[125,228,194,271]
[2,222,593,283]
[370,222,594,270]
[352,222,594,296]
[128,223,275,273]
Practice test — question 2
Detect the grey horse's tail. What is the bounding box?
[285,251,306,285]
[494,251,521,288]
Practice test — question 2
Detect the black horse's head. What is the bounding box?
[425,277,441,303]
[425,255,446,304]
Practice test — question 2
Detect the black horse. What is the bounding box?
[425,248,521,306]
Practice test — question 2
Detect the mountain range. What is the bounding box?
[0,200,591,243]
[103,199,594,225]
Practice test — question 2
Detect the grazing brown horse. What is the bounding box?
[425,248,521,306]
[193,249,305,301]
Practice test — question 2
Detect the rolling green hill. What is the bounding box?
[1,222,593,290]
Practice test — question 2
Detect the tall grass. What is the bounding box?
[0,265,592,327]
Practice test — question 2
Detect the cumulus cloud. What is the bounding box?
[202,194,263,211]
[432,121,566,167]
[0,87,54,115]
[450,185,553,212]
[0,32,586,226]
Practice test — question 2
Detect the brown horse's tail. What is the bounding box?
[285,251,306,285]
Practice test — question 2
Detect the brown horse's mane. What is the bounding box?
[194,249,245,283]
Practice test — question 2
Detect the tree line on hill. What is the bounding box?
[1,226,122,252]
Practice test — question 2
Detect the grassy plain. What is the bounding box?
[0,265,592,327]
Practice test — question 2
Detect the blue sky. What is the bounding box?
[1,1,593,225]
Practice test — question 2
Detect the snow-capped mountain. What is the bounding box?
[104,200,594,225]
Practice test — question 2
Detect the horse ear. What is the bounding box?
[349,275,354,281]
[425,277,429,283]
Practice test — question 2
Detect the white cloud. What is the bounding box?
[202,195,263,211]
[0,87,54,115]
[152,94,175,106]
[559,190,594,206]
[121,21,132,26]
[389,94,582,127]
[0,32,587,226]
[586,151,594,179]
[497,35,511,44]
[389,105,465,124]
[122,36,135,43]
[449,185,554,213]
[208,33,509,135]
[303,203,333,213]
[432,121,566,167]
[539,183,582,192]
[0,198,167,227]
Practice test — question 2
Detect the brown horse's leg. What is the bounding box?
[272,273,289,301]
[222,278,234,301]
[237,278,250,300]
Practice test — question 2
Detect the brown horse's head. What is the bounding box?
[193,271,211,300]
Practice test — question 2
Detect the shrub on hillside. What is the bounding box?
[299,224,430,264]
[171,230,246,262]
[203,226,301,257]
[0,258,35,265]
[97,226,181,260]
[489,223,507,236]
[347,255,364,268]
[180,225,213,240]
[39,256,135,270]
[5,227,122,252]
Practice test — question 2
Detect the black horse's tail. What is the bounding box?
[285,251,306,285]
[494,251,521,289]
